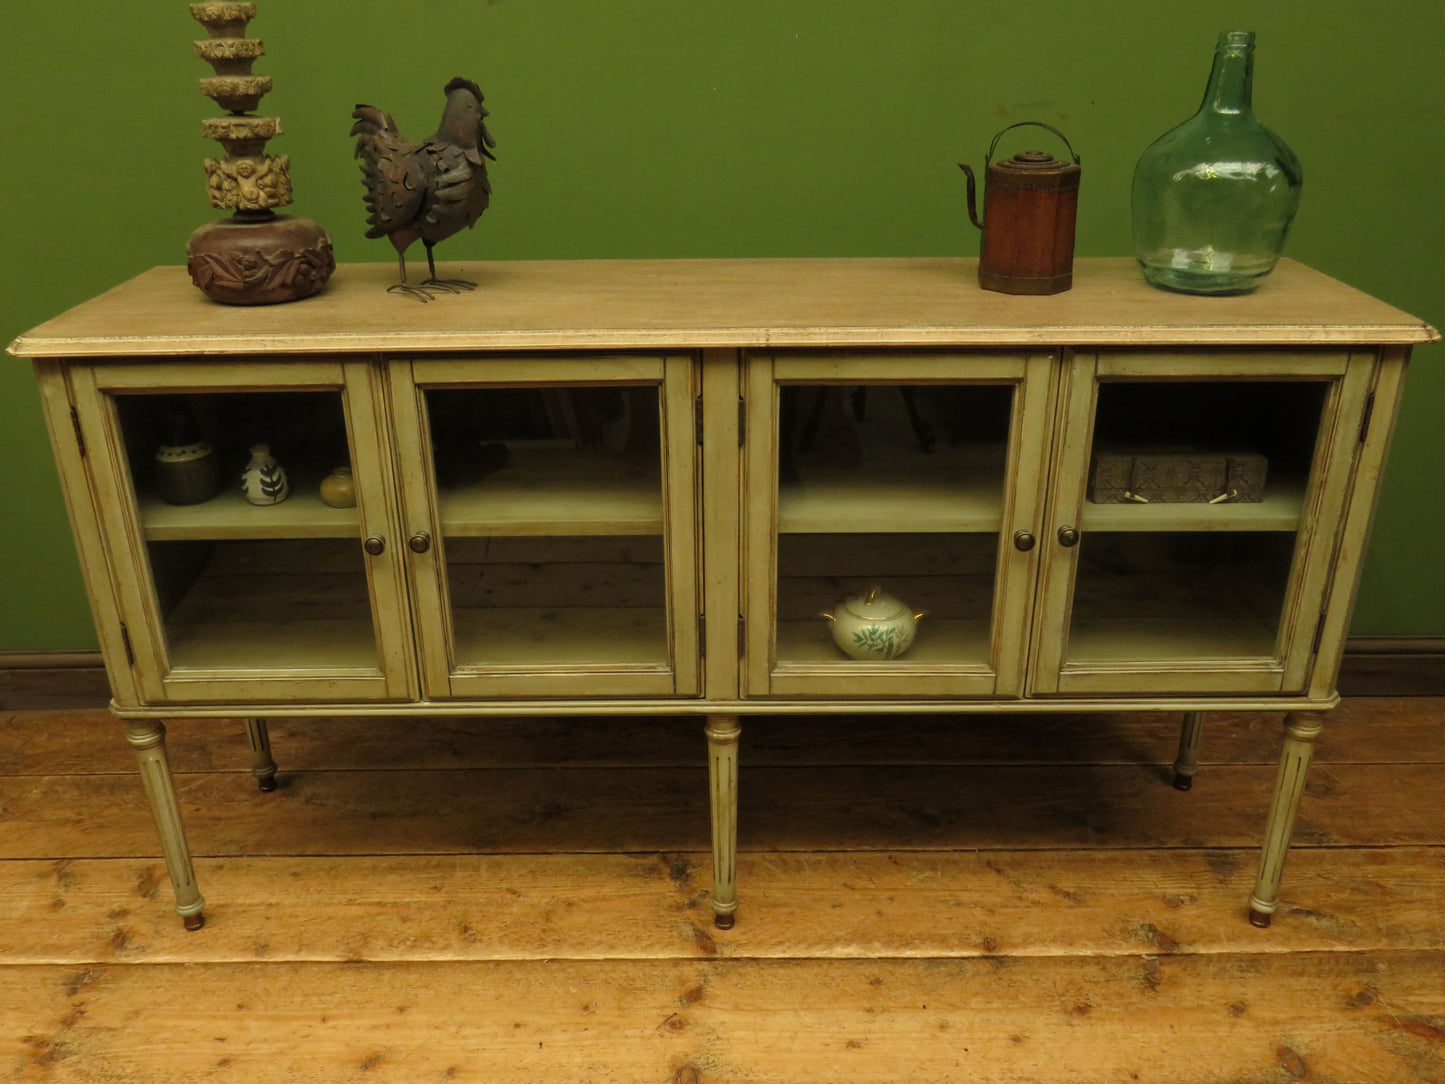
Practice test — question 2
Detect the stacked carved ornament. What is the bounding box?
[186,2,333,304]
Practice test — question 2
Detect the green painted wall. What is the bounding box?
[2,1,1441,650]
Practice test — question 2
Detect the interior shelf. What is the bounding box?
[779,444,1008,535]
[1079,480,1306,532]
[139,485,359,541]
[779,470,1003,533]
[1064,615,1279,665]
[438,449,663,537]
[1065,549,1286,664]
[160,552,381,671]
[450,605,671,669]
[776,616,992,668]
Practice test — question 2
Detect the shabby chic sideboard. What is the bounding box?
[11,257,1436,931]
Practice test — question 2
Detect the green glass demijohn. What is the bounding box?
[1131,31,1302,294]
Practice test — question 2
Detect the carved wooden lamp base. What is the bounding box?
[187,211,334,305]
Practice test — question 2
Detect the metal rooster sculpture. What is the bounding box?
[351,77,496,301]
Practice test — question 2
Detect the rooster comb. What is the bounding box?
[445,77,485,103]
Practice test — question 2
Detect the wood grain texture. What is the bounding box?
[8,259,1438,359]
[4,697,1443,774]
[2,847,1441,966]
[2,757,1441,861]
[5,954,1444,1083]
[0,701,1442,1082]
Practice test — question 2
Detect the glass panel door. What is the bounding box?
[74,362,412,703]
[1035,351,1370,696]
[394,357,698,699]
[746,353,1052,699]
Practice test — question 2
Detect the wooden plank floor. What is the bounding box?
[1,700,1442,1082]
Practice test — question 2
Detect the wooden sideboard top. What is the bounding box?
[9,257,1438,359]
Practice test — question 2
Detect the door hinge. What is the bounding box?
[738,614,747,658]
[738,398,747,446]
[69,406,86,457]
[1359,391,1376,443]
[698,613,706,659]
[119,622,135,666]
[1311,612,1328,655]
[695,395,704,445]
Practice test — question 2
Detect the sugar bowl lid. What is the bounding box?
[841,586,908,620]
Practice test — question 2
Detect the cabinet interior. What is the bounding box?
[1065,378,1328,665]
[117,390,382,672]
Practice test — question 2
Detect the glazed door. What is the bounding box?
[1031,349,1373,696]
[390,355,700,699]
[70,359,414,704]
[743,351,1054,699]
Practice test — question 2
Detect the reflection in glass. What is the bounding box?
[1067,531,1295,663]
[773,382,1013,668]
[1070,379,1326,666]
[445,535,669,669]
[777,532,998,666]
[113,388,382,673]
[424,385,669,671]
[149,539,380,671]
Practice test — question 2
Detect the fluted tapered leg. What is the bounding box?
[125,720,205,930]
[1248,711,1324,928]
[705,715,741,929]
[1172,711,1206,791]
[244,718,277,792]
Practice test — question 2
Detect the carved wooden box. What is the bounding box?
[1088,447,1268,504]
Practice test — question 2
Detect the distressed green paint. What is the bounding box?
[2,1,1441,649]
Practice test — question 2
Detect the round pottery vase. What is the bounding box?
[240,443,290,505]
[319,466,356,508]
[155,438,220,505]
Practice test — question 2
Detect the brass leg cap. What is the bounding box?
[1248,908,1272,929]
[713,912,736,930]
[1172,773,1193,792]
[183,912,206,932]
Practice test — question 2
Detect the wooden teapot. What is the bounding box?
[959,121,1081,295]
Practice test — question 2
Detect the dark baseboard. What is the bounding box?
[0,651,109,711]
[1337,637,1445,697]
[1,639,1441,712]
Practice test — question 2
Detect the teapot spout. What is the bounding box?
[959,163,983,230]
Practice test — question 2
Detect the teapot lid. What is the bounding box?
[999,149,1069,171]
[841,586,908,620]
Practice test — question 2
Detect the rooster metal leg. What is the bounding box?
[387,251,437,302]
[421,243,477,292]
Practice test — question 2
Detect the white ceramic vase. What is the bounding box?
[240,443,290,505]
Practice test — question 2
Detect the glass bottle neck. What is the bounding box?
[1199,33,1255,115]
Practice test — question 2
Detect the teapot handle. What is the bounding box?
[986,120,1081,166]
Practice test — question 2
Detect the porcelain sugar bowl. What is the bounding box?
[820,586,924,660]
